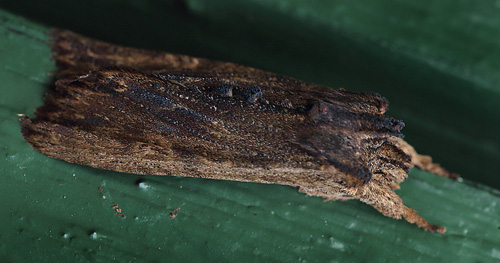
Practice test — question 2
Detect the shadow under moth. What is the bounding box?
[21,30,457,233]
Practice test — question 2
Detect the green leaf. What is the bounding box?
[0,2,499,262]
[1,0,498,186]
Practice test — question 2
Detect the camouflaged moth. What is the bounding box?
[21,30,457,233]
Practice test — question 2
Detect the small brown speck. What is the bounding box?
[169,207,180,219]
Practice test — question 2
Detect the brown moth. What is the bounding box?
[21,30,457,233]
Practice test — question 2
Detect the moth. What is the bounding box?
[21,30,457,233]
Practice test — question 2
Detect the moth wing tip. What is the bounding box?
[18,114,32,125]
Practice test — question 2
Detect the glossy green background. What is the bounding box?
[0,1,499,262]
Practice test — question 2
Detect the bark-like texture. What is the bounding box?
[21,30,454,233]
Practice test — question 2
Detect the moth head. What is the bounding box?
[297,100,409,186]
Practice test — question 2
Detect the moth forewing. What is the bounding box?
[21,29,457,234]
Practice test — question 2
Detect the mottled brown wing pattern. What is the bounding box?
[21,30,456,233]
[50,29,265,79]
